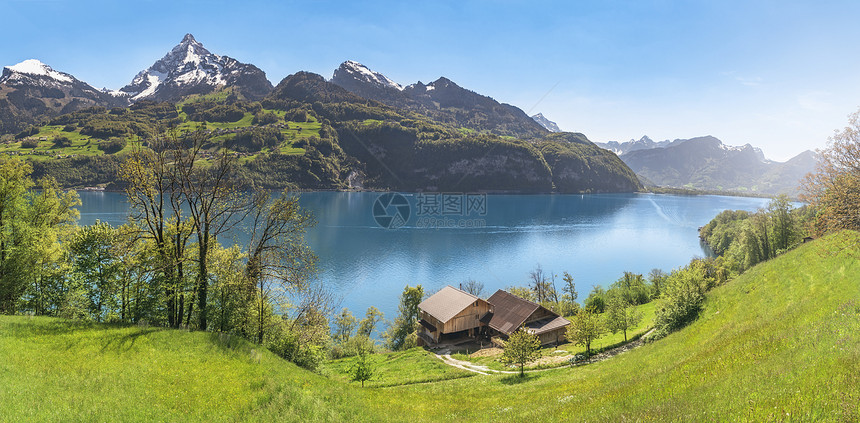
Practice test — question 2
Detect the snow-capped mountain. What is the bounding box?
[0,59,125,133]
[331,61,402,92]
[595,135,681,155]
[617,135,816,195]
[330,60,548,138]
[120,34,272,102]
[531,113,561,132]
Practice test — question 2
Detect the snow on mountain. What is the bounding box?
[332,60,403,91]
[2,59,73,84]
[120,34,272,102]
[531,113,561,132]
[0,58,121,102]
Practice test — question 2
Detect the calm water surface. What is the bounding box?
[77,191,771,320]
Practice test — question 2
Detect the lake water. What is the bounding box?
[77,191,771,321]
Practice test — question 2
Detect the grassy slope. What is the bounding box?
[1,232,859,422]
[324,348,476,387]
[452,302,656,371]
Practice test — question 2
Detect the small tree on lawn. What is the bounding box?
[604,295,643,342]
[350,351,374,387]
[500,326,542,377]
[567,310,604,356]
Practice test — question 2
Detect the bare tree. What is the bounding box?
[174,129,251,331]
[121,132,193,328]
[460,279,485,297]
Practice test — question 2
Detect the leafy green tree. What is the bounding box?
[802,107,860,236]
[566,310,604,356]
[648,269,667,299]
[506,285,536,302]
[53,136,72,148]
[243,190,319,345]
[499,326,542,377]
[334,308,358,343]
[610,272,650,305]
[584,286,606,313]
[385,285,424,351]
[604,294,643,342]
[350,351,375,387]
[358,306,384,337]
[653,265,708,335]
[69,222,121,321]
[0,159,79,314]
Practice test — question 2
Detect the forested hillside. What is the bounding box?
[2,71,641,193]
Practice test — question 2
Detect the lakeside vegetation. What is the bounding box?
[2,231,857,421]
[1,106,860,420]
[2,76,642,193]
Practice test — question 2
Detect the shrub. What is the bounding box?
[98,138,127,154]
[63,124,77,132]
[16,127,39,139]
[584,286,606,313]
[53,136,73,148]
[252,111,279,126]
[21,139,39,148]
[653,266,708,335]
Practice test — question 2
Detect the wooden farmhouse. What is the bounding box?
[417,286,492,346]
[417,286,570,347]
[486,289,570,346]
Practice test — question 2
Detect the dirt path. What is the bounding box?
[435,329,655,375]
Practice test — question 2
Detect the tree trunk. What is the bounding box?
[196,230,209,331]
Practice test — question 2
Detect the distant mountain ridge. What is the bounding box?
[613,135,816,195]
[119,34,273,102]
[0,59,126,133]
[330,60,548,138]
[531,113,561,132]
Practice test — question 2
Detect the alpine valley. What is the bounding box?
[596,136,818,195]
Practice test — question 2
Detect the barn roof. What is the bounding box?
[525,315,570,335]
[418,285,482,323]
[486,289,541,335]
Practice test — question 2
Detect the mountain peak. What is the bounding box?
[332,60,403,91]
[3,59,73,83]
[120,34,272,102]
[531,113,562,132]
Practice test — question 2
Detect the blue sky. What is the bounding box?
[3,0,860,160]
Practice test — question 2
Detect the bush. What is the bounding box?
[285,109,309,122]
[229,128,283,153]
[584,286,606,313]
[653,265,708,334]
[330,335,376,359]
[53,136,73,148]
[63,124,77,132]
[16,127,39,139]
[252,111,279,126]
[21,139,39,148]
[98,138,127,154]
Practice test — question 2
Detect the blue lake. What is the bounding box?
[77,191,772,321]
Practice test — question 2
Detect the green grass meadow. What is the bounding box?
[1,231,858,422]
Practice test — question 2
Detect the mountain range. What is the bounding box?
[0,33,815,195]
[330,60,548,138]
[596,136,817,195]
[0,34,641,194]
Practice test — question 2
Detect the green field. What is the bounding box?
[451,301,656,371]
[1,231,858,422]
